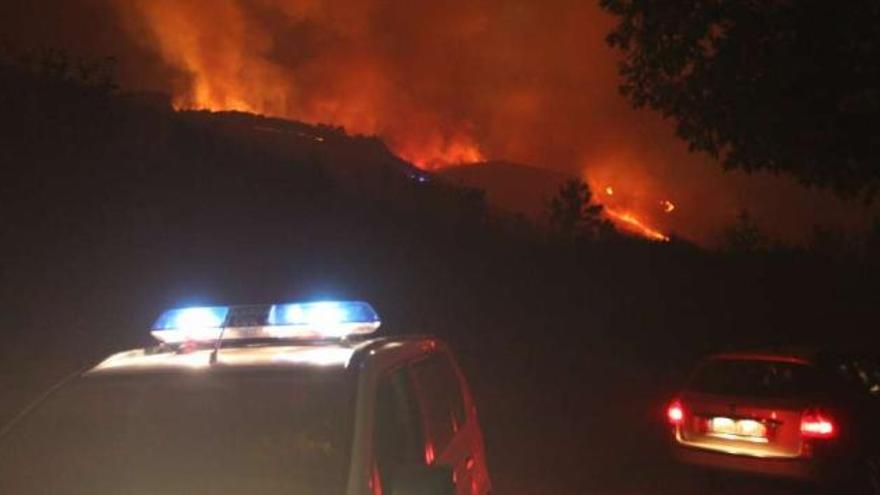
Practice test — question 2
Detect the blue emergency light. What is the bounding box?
[151,301,381,344]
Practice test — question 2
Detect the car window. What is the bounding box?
[0,369,355,495]
[689,359,820,398]
[409,353,466,456]
[375,366,425,484]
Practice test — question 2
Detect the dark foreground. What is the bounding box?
[2,246,870,495]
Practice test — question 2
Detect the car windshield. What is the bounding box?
[689,359,819,399]
[0,368,355,495]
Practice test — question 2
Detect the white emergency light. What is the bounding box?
[151,301,380,344]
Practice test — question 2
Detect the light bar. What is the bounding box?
[151,301,380,344]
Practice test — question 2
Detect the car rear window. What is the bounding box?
[689,359,819,398]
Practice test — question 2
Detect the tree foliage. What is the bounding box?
[601,0,880,199]
[547,179,612,241]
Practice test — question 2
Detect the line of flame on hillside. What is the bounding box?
[596,183,674,242]
[604,207,670,242]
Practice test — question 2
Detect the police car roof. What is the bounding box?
[87,337,431,376]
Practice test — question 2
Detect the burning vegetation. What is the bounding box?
[600,183,675,242]
[583,160,677,242]
[604,208,670,243]
[116,0,491,169]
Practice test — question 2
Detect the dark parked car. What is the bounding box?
[668,348,880,493]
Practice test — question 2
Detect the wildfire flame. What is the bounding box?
[118,0,485,170]
[598,183,672,242]
[388,133,485,170]
[605,208,670,242]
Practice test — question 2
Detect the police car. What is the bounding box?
[668,349,880,493]
[0,301,492,495]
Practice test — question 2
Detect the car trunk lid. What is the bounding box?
[674,357,824,458]
[678,392,808,457]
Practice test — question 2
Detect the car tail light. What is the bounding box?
[667,400,685,425]
[800,410,835,439]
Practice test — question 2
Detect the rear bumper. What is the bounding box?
[673,444,825,482]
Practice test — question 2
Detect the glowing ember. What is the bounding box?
[661,200,676,213]
[605,208,670,242]
[605,186,615,196]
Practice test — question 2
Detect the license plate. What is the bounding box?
[707,417,768,440]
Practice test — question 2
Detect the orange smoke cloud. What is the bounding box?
[137,0,292,114]
[106,0,876,245]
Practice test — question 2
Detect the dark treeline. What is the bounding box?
[2,55,879,493]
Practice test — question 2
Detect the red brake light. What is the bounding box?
[667,400,685,425]
[800,410,835,439]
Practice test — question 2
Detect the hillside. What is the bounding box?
[440,161,575,221]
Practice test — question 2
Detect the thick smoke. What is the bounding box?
[3,0,875,245]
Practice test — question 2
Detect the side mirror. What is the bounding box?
[389,464,455,495]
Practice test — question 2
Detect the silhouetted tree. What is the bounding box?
[601,0,880,199]
[547,179,611,241]
[723,210,767,253]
